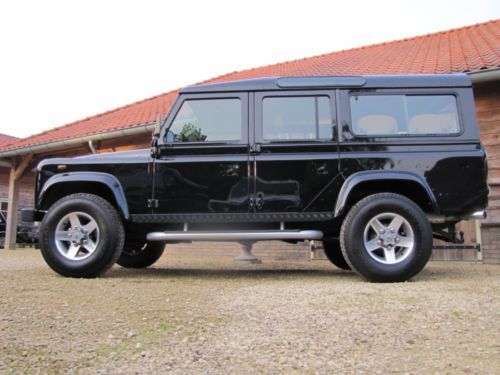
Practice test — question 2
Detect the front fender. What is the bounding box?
[38,172,130,219]
[334,171,438,218]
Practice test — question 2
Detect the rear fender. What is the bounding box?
[334,171,438,218]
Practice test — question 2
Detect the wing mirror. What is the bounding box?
[150,115,162,157]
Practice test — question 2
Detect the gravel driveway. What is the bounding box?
[0,249,499,374]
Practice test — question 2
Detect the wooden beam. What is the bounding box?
[5,158,20,249]
[13,154,33,181]
[0,159,11,168]
[5,154,34,249]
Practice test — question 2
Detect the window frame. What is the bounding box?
[346,90,464,139]
[160,92,248,147]
[255,90,337,144]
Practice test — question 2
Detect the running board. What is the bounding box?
[146,230,323,242]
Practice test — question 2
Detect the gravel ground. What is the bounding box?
[0,249,499,374]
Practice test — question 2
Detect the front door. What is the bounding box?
[252,91,342,213]
[154,93,250,214]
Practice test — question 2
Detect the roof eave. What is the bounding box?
[468,68,500,84]
[0,123,155,160]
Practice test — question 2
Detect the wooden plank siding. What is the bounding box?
[474,81,500,263]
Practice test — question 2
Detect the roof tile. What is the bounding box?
[0,133,19,148]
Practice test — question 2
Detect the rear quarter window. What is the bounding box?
[350,94,461,136]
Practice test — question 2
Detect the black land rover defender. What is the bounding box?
[22,75,488,282]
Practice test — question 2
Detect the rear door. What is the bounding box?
[252,91,342,213]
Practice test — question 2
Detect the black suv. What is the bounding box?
[22,75,489,282]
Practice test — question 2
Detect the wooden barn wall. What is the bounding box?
[473,81,500,263]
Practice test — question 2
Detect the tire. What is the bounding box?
[340,193,432,283]
[322,239,351,270]
[117,241,165,268]
[39,193,125,278]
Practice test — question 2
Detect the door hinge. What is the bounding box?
[250,143,261,154]
[147,199,159,208]
[249,194,263,209]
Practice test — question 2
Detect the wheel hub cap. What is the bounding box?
[363,212,414,265]
[54,212,100,260]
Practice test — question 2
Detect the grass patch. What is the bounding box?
[402,296,420,304]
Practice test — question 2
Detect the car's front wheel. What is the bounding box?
[340,193,432,282]
[39,193,124,278]
[117,241,165,268]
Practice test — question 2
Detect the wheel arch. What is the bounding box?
[334,171,438,218]
[39,172,130,219]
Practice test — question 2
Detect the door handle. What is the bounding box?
[314,163,328,175]
[221,163,240,176]
[255,192,264,209]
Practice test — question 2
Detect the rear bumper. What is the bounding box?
[427,210,487,224]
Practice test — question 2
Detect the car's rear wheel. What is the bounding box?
[322,239,351,270]
[39,193,124,278]
[340,193,432,282]
[117,241,165,268]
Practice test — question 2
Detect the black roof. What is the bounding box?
[181,74,471,94]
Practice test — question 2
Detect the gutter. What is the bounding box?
[468,68,500,84]
[0,123,155,159]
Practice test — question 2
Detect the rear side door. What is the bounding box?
[153,93,250,214]
[252,91,342,213]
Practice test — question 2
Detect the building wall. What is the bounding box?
[474,81,500,263]
[0,168,35,216]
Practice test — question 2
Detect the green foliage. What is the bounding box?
[174,123,207,142]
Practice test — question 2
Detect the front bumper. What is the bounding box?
[21,208,45,223]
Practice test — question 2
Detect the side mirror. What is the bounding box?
[150,114,162,157]
[153,114,161,136]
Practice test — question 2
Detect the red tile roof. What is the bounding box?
[1,19,499,155]
[0,133,19,148]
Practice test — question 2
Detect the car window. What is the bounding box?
[263,96,332,141]
[350,94,460,136]
[169,98,241,142]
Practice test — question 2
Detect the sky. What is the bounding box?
[0,0,498,138]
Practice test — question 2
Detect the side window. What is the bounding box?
[168,98,241,143]
[263,96,332,141]
[350,94,460,136]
